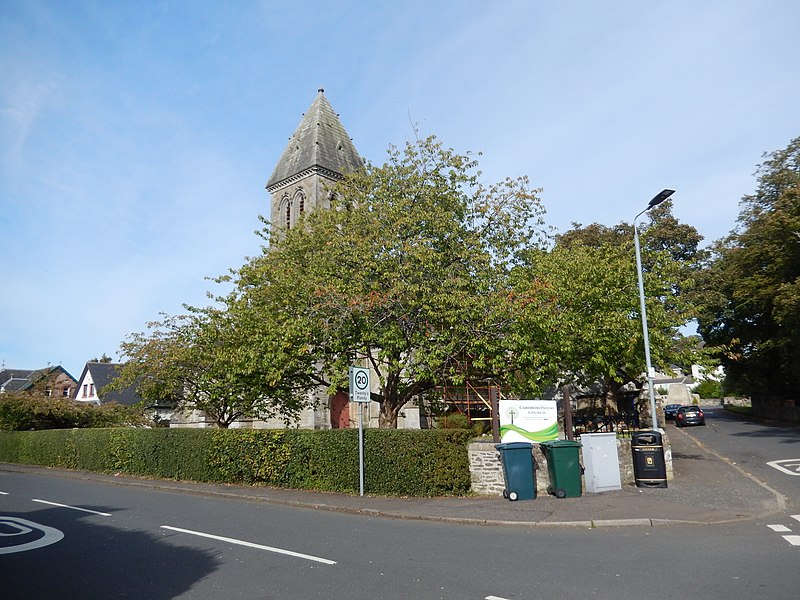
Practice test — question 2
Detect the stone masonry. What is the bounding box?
[468,433,673,496]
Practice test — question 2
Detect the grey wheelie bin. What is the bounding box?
[495,442,537,501]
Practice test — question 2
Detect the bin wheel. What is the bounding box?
[502,489,509,499]
[508,491,519,501]
[554,489,566,499]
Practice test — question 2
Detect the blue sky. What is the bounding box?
[2,1,798,378]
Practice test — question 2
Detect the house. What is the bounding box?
[0,366,77,398]
[73,362,143,406]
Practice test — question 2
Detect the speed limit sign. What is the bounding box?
[349,366,371,403]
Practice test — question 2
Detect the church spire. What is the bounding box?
[266,89,363,192]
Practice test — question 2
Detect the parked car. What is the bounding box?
[663,403,682,420]
[675,405,705,427]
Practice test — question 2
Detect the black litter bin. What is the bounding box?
[540,440,583,498]
[495,442,537,501]
[631,430,667,488]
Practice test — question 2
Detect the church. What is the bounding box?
[175,90,421,430]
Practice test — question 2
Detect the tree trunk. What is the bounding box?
[378,400,400,428]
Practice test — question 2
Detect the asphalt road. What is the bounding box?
[1,411,799,600]
[677,406,800,502]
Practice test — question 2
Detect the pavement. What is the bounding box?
[1,424,788,528]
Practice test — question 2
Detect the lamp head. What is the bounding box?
[648,189,675,208]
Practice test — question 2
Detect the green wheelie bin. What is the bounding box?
[495,442,537,501]
[540,439,583,498]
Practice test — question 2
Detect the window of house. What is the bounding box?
[83,384,88,398]
[62,387,70,397]
[45,387,52,397]
[89,384,95,396]
[285,199,291,229]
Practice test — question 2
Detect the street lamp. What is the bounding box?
[634,189,675,430]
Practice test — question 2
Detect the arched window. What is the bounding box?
[294,189,306,216]
[280,194,291,230]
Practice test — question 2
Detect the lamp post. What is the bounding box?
[634,189,675,430]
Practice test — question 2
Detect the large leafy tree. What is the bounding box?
[115,306,312,428]
[231,136,547,427]
[696,136,800,396]
[510,203,704,414]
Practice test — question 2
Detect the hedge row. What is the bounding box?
[0,428,473,497]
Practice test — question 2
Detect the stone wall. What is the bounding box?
[752,394,800,422]
[468,432,673,496]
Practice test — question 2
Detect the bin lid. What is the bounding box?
[495,442,533,450]
[541,439,582,448]
[631,430,662,445]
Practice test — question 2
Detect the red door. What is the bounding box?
[330,391,350,429]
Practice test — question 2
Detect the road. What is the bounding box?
[1,410,799,600]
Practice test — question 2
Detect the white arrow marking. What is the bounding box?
[160,525,337,565]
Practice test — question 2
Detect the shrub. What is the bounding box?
[0,393,146,430]
[694,379,722,399]
[0,427,473,496]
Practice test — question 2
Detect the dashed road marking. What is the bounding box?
[784,535,800,546]
[768,524,791,532]
[766,459,800,476]
[160,525,337,565]
[32,499,111,516]
[791,515,800,523]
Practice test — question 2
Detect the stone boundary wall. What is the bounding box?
[468,433,673,496]
[752,394,800,423]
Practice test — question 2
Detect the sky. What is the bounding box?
[1,0,798,378]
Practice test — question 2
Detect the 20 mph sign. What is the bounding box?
[349,366,371,403]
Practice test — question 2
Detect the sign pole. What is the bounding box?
[358,401,365,496]
[349,365,370,497]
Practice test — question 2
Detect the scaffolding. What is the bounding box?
[435,380,507,428]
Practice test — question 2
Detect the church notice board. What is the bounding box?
[498,400,559,443]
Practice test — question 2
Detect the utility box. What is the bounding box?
[581,433,622,493]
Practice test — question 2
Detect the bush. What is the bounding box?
[0,393,146,430]
[0,427,473,497]
[694,379,722,399]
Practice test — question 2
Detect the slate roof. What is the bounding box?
[0,369,36,392]
[0,366,76,393]
[266,89,363,191]
[78,362,143,406]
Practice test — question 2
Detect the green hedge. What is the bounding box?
[0,428,472,496]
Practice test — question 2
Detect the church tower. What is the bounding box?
[266,89,363,233]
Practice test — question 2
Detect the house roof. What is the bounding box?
[0,366,77,393]
[77,362,143,406]
[266,89,363,191]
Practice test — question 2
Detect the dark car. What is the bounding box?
[663,403,682,420]
[675,405,705,427]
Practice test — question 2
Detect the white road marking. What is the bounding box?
[768,524,792,532]
[783,535,800,546]
[160,525,337,565]
[0,492,8,495]
[486,596,512,600]
[32,499,111,516]
[791,515,800,523]
[766,459,800,476]
[0,516,64,554]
